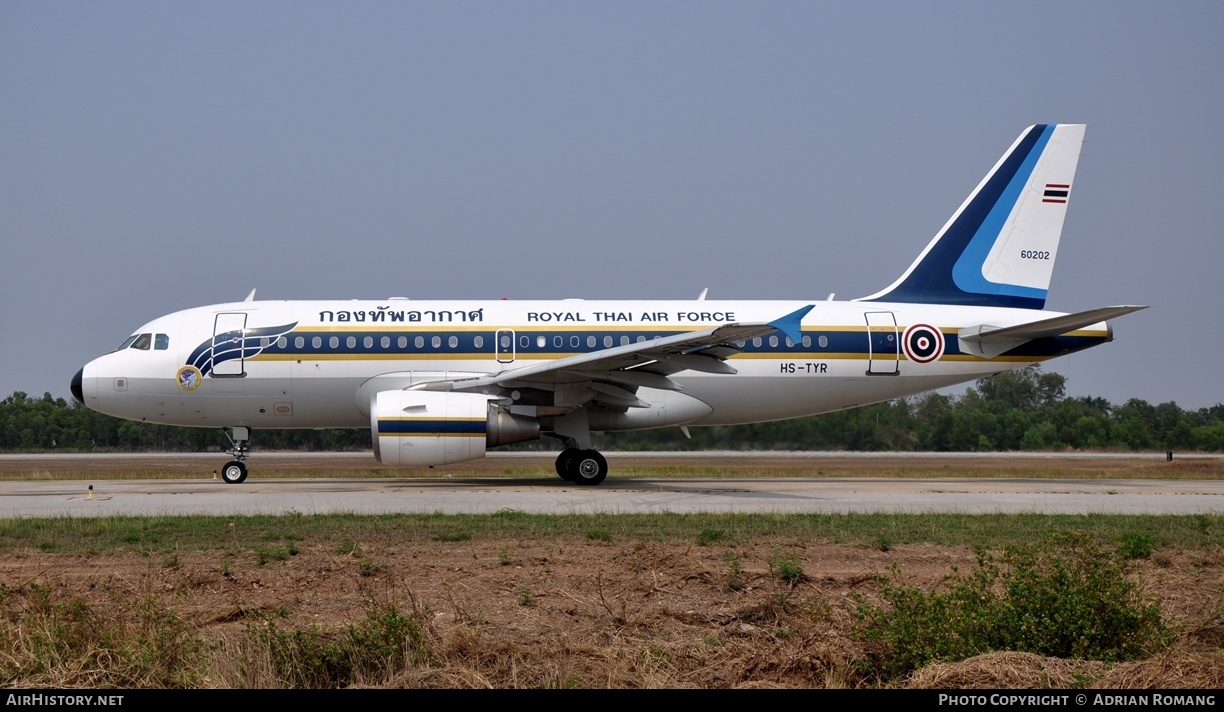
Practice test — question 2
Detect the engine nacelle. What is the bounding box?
[371,390,539,467]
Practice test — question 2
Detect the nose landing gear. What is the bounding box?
[220,427,251,484]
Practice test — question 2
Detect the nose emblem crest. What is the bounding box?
[176,365,203,391]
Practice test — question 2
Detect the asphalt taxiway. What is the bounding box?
[0,473,1219,518]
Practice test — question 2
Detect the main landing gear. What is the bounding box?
[220,426,251,484]
[555,448,608,486]
[550,409,607,486]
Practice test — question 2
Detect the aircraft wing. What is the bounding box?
[436,305,813,406]
[958,305,1147,358]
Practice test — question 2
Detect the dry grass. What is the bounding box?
[0,537,1218,689]
[906,651,1110,689]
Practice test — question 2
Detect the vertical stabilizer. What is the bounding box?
[858,124,1086,309]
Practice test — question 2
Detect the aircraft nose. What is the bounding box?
[71,367,84,404]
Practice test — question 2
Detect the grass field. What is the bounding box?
[0,453,1219,689]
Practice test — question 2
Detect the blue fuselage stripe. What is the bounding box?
[245,327,1106,360]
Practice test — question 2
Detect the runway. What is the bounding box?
[1,451,1219,517]
[0,475,1220,517]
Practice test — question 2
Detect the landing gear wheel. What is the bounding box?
[570,449,608,486]
[555,448,581,481]
[221,460,248,485]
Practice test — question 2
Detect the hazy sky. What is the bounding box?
[3,2,1221,409]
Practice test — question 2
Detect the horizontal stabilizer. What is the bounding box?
[958,305,1147,358]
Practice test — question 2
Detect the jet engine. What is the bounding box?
[371,390,539,467]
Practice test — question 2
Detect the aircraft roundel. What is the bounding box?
[902,324,944,364]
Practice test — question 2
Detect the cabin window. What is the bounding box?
[474,335,484,349]
[619,335,629,346]
[818,335,828,348]
[365,336,374,348]
[500,334,511,349]
[260,337,270,349]
[636,335,645,343]
[570,335,580,348]
[312,336,322,348]
[380,336,390,348]
[398,336,407,348]
[520,335,530,348]
[346,336,356,348]
[277,336,287,348]
[587,336,596,348]
[295,336,304,349]
[431,336,441,348]
[769,336,778,347]
[802,335,811,347]
[554,336,563,348]
[752,337,762,347]
[329,336,339,349]
[536,335,546,348]
[448,336,458,348]
[603,336,613,348]
[155,334,170,350]
[414,336,424,349]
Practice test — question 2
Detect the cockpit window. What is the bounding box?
[115,335,139,351]
[155,333,169,350]
[131,333,152,351]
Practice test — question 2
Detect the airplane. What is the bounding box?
[71,124,1145,486]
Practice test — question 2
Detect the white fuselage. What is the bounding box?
[77,298,1109,431]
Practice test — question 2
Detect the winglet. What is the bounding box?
[769,305,814,344]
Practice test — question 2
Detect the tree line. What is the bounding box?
[3,365,1223,453]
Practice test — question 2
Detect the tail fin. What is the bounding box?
[858,124,1086,310]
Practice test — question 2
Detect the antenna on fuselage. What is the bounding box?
[697,288,708,301]
[244,288,256,302]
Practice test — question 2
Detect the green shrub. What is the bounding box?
[724,550,746,591]
[767,550,805,585]
[253,603,431,688]
[254,544,295,565]
[854,531,1169,680]
[1117,533,1156,560]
